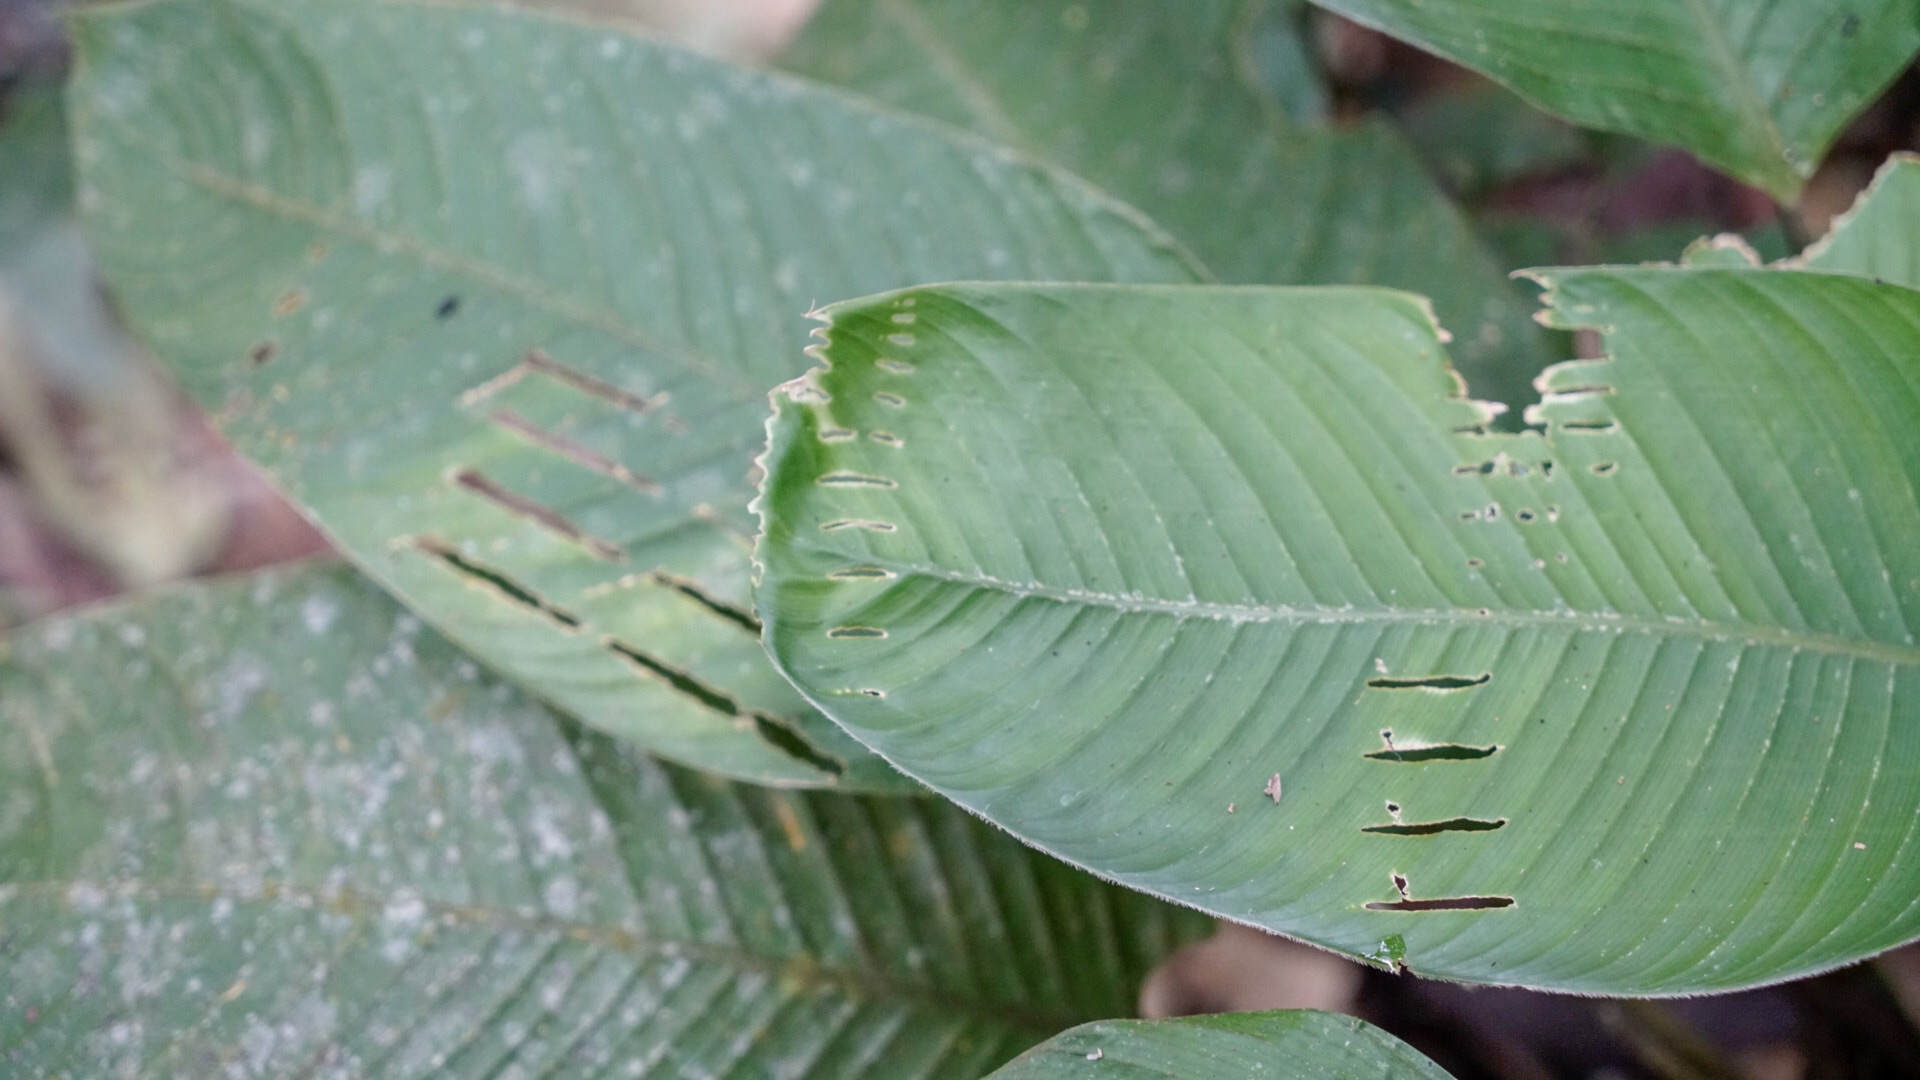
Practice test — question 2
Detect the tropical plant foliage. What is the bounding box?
[6,0,1920,1072]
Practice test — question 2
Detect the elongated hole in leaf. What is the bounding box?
[648,572,760,633]
[1365,742,1500,763]
[828,566,896,580]
[1363,817,1507,836]
[451,468,625,561]
[1367,673,1490,691]
[872,391,906,408]
[1365,896,1514,912]
[817,472,898,489]
[827,626,887,639]
[875,359,915,374]
[522,349,662,413]
[489,410,661,494]
[411,537,581,630]
[1558,420,1617,433]
[818,428,857,442]
[604,638,843,775]
[868,431,903,447]
[1591,462,1618,475]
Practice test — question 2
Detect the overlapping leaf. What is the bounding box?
[984,1010,1451,1079]
[756,270,1920,994]
[0,564,1206,1076]
[1310,0,1920,201]
[785,0,1550,409]
[67,0,1200,790]
[1796,153,1920,288]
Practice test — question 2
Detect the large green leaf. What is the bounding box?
[755,270,1920,995]
[0,563,1206,1075]
[784,0,1550,410]
[1797,153,1920,288]
[984,1010,1452,1079]
[67,0,1199,791]
[1310,0,1920,202]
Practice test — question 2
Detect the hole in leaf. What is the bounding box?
[1365,731,1500,762]
[828,566,896,580]
[872,392,906,408]
[648,572,759,633]
[522,349,661,413]
[1365,895,1515,912]
[605,639,843,775]
[1366,872,1512,912]
[1558,420,1617,433]
[828,626,887,639]
[1367,673,1490,691]
[817,472,898,489]
[1515,509,1536,523]
[868,431,903,447]
[412,536,582,630]
[489,410,661,494]
[452,468,625,561]
[1591,462,1618,475]
[818,428,857,442]
[875,359,915,374]
[859,688,885,698]
[1363,817,1508,836]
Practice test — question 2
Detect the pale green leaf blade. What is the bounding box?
[783,0,1550,409]
[1796,152,1920,288]
[0,564,1207,1075]
[984,1010,1453,1079]
[1309,0,1920,201]
[67,0,1199,790]
[756,271,1920,994]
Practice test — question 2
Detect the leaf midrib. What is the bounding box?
[861,560,1920,667]
[0,876,1085,1036]
[1677,0,1793,180]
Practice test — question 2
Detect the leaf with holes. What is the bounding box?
[0,564,1207,1075]
[1796,152,1920,288]
[983,1010,1453,1079]
[1308,0,1919,202]
[784,0,1550,410]
[66,0,1200,791]
[755,269,1920,994]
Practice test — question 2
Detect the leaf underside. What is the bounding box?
[1310,0,1920,201]
[756,269,1920,995]
[785,0,1551,411]
[0,564,1206,1077]
[68,0,1198,790]
[983,1010,1452,1079]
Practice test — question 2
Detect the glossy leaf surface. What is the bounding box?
[757,271,1920,993]
[1311,0,1920,200]
[68,0,1198,789]
[0,564,1205,1076]
[785,0,1550,409]
[985,1010,1452,1079]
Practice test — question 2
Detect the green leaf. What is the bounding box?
[983,1010,1453,1079]
[67,0,1200,790]
[0,563,1207,1075]
[783,0,1551,410]
[1309,0,1920,202]
[1796,152,1920,288]
[756,271,1920,994]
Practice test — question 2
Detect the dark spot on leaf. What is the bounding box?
[248,341,277,366]
[436,295,461,319]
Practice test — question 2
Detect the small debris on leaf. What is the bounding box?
[1085,1048,1103,1061]
[1264,773,1283,804]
